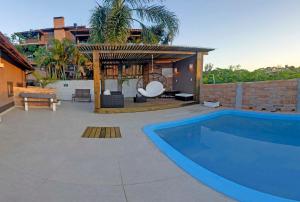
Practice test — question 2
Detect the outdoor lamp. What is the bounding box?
[189,64,194,72]
[174,67,178,74]
[0,51,4,68]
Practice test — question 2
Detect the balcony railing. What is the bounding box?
[20,38,45,45]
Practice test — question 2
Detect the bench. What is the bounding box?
[72,89,92,102]
[19,93,58,111]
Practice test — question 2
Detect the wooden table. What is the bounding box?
[19,93,58,111]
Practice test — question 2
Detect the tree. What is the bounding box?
[204,63,214,72]
[90,0,179,44]
[8,33,40,57]
[73,48,89,79]
[34,47,54,77]
[32,71,57,88]
[203,64,300,84]
[50,39,76,79]
[33,39,88,80]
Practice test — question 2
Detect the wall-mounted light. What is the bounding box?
[174,67,179,74]
[189,64,194,72]
[0,51,4,68]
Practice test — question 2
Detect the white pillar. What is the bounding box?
[24,98,28,111]
[51,99,56,112]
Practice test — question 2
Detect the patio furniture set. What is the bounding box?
[74,77,195,108]
[18,83,194,112]
[70,83,194,108]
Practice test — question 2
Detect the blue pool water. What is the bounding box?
[144,110,300,202]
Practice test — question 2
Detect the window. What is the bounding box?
[7,82,14,97]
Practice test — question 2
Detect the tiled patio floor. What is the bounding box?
[0,102,234,202]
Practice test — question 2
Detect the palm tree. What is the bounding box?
[90,0,179,44]
[50,39,76,79]
[73,48,89,79]
[34,46,54,77]
[34,39,88,80]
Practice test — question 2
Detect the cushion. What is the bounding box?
[103,90,111,95]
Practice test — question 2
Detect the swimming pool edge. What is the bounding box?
[143,109,298,202]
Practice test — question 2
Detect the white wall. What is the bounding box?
[48,80,94,101]
[48,79,139,101]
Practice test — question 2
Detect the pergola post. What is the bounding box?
[117,63,123,92]
[93,51,101,111]
[194,52,205,103]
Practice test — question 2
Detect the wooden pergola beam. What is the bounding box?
[93,51,101,111]
[84,50,196,55]
[89,58,183,65]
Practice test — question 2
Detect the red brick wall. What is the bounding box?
[242,80,297,111]
[200,79,298,112]
[201,83,237,107]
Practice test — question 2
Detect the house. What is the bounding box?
[0,32,33,113]
[15,17,142,46]
[15,17,143,80]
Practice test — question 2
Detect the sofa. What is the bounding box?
[101,91,124,108]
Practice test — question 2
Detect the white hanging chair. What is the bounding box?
[138,81,165,98]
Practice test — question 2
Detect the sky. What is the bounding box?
[0,0,299,70]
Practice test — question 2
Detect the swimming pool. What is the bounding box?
[143,110,300,202]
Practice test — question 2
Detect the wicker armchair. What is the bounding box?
[101,91,124,108]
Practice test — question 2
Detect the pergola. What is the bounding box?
[78,44,214,111]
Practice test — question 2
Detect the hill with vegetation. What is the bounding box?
[203,64,300,84]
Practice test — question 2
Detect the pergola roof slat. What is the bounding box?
[78,44,214,63]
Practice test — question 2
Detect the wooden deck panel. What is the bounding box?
[90,128,98,138]
[94,127,101,138]
[115,127,121,138]
[82,127,121,139]
[82,127,92,138]
[105,127,110,139]
[100,128,106,138]
[110,127,116,138]
[96,99,196,114]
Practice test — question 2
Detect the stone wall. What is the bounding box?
[201,79,300,112]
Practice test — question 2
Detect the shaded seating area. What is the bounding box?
[77,44,214,113]
[72,89,92,102]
